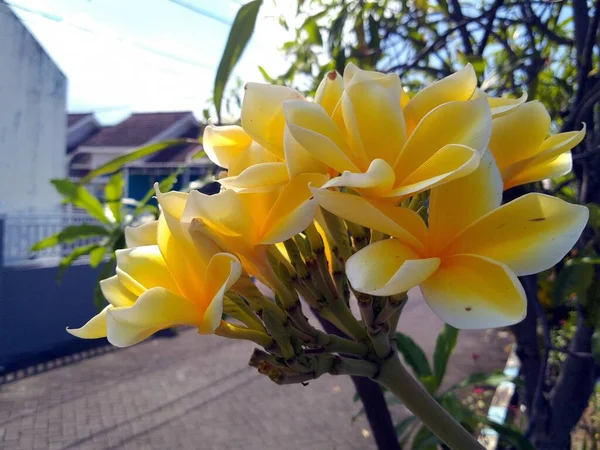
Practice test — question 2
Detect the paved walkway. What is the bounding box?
[0,291,511,450]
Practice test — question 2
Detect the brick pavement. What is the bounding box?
[0,290,511,450]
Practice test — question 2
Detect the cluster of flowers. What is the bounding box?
[69,63,587,348]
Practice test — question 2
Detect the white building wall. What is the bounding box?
[0,3,67,212]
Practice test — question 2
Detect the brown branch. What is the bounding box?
[448,0,474,55]
[477,0,505,55]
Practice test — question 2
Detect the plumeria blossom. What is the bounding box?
[488,100,586,189]
[67,189,242,347]
[284,63,492,201]
[181,173,328,282]
[313,151,588,329]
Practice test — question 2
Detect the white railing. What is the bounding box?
[1,210,105,266]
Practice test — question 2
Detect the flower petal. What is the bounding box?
[343,62,386,86]
[203,125,252,169]
[315,71,343,116]
[115,245,180,296]
[284,125,331,177]
[259,173,328,244]
[342,74,407,165]
[323,159,395,196]
[228,142,280,177]
[241,83,304,159]
[183,189,249,238]
[200,253,242,333]
[503,126,585,189]
[100,275,136,307]
[346,239,440,296]
[428,150,502,254]
[488,101,550,173]
[506,152,572,189]
[444,193,589,276]
[218,162,290,191]
[311,187,427,253]
[488,92,527,118]
[107,287,201,347]
[67,306,110,339]
[125,220,157,248]
[395,96,492,181]
[403,64,477,133]
[284,100,360,173]
[386,144,479,198]
[420,254,526,329]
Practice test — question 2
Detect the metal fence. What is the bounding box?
[1,211,104,266]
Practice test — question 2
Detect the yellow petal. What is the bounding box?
[488,92,527,118]
[323,159,395,196]
[241,83,304,159]
[259,173,328,244]
[99,275,136,307]
[444,193,589,276]
[387,144,479,198]
[503,126,585,188]
[284,100,360,173]
[284,125,330,177]
[229,142,280,177]
[203,125,252,169]
[428,150,502,254]
[201,253,242,333]
[107,287,201,347]
[125,220,157,248]
[115,246,180,297]
[506,152,572,189]
[395,96,492,181]
[488,101,550,172]
[343,62,386,86]
[420,254,526,329]
[218,162,290,191]
[315,71,343,116]
[342,74,407,165]
[403,64,477,133]
[311,187,427,253]
[183,189,250,238]
[67,306,110,339]
[346,239,440,296]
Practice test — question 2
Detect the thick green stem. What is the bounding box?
[376,354,484,450]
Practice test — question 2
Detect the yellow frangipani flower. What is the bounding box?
[284,63,492,201]
[67,189,242,347]
[181,173,328,281]
[313,151,588,329]
[488,101,586,189]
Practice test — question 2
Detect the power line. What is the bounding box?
[168,0,232,26]
[7,2,217,72]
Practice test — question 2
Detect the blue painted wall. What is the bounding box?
[0,262,105,370]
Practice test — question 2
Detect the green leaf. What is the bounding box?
[105,171,124,223]
[57,243,100,281]
[79,139,188,184]
[51,179,110,224]
[31,224,109,251]
[394,416,417,438]
[413,424,439,450]
[213,0,262,122]
[89,246,107,268]
[439,392,464,423]
[395,332,432,379]
[258,65,275,83]
[473,415,535,450]
[445,370,522,392]
[304,19,323,46]
[553,259,594,307]
[433,324,459,390]
[133,168,183,217]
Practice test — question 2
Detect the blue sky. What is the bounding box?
[8,0,295,123]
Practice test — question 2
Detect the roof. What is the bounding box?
[81,112,194,147]
[67,113,94,128]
